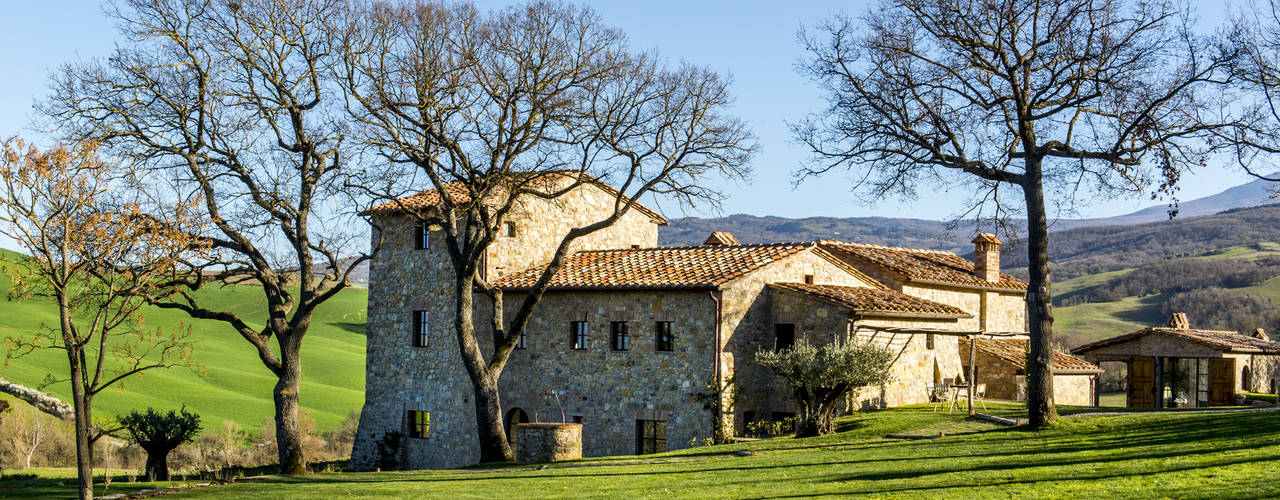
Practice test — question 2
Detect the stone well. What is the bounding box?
[515,423,582,463]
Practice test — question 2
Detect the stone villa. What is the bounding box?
[349,174,1100,470]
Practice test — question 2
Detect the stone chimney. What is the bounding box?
[703,231,740,246]
[1168,312,1190,329]
[1255,328,1270,341]
[971,233,1003,282]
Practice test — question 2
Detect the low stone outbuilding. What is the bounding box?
[959,338,1101,405]
[1072,313,1280,408]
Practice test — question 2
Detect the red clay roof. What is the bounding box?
[364,173,668,224]
[818,241,1028,291]
[1071,327,1280,355]
[769,282,970,318]
[493,243,814,290]
[964,338,1101,373]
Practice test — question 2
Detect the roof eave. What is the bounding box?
[854,311,971,320]
[906,278,1028,293]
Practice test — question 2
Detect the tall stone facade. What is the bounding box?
[352,178,1041,470]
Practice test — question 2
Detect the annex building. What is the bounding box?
[350,174,1099,470]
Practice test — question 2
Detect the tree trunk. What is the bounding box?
[274,335,306,475]
[453,273,516,463]
[68,347,93,500]
[143,447,170,482]
[1022,167,1058,427]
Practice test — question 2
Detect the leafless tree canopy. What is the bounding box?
[341,1,756,462]
[793,0,1246,425]
[41,0,369,474]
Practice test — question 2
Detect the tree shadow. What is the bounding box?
[329,322,366,335]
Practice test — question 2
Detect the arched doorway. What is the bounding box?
[1242,366,1252,392]
[505,408,528,445]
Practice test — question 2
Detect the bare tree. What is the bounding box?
[3,405,47,469]
[42,0,371,474]
[0,138,201,499]
[793,0,1244,425]
[1233,0,1280,180]
[341,1,755,462]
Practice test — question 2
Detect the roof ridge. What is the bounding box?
[815,239,957,256]
[572,241,812,254]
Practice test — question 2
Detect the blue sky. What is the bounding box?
[0,1,1261,243]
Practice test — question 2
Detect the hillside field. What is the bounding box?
[0,249,367,431]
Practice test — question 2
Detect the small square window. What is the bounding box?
[571,321,589,350]
[412,310,429,347]
[502,221,517,238]
[408,410,430,439]
[414,223,430,250]
[803,274,815,284]
[611,321,630,351]
[654,321,674,352]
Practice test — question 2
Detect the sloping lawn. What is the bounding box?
[152,406,1280,499]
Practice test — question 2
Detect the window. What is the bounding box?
[516,327,527,349]
[414,223,429,250]
[611,321,630,351]
[926,333,935,350]
[571,321,589,350]
[412,310,429,347]
[803,274,815,284]
[654,321,674,352]
[774,323,795,351]
[408,410,430,439]
[572,415,584,424]
[502,221,517,237]
[636,419,667,454]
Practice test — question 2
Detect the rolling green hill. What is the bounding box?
[1053,243,1280,348]
[0,249,367,431]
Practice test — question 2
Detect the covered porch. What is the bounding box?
[1072,313,1280,408]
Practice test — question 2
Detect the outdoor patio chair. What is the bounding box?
[929,383,950,411]
[974,383,988,410]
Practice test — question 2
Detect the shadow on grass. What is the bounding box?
[329,322,366,335]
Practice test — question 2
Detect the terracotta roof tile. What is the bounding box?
[363,173,668,224]
[1072,326,1280,355]
[819,241,1028,291]
[493,243,812,290]
[964,338,1101,373]
[769,282,970,318]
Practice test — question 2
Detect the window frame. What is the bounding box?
[502,221,517,238]
[636,419,667,454]
[515,327,527,349]
[570,321,589,351]
[774,323,795,352]
[926,333,935,350]
[654,321,674,352]
[408,410,431,439]
[412,310,429,347]
[414,223,430,250]
[610,321,630,351]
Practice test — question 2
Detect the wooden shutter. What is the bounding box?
[1128,357,1155,408]
[1208,358,1236,406]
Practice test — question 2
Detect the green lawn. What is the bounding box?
[109,405,1280,499]
[0,249,367,430]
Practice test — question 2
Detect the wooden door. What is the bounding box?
[1128,357,1155,408]
[1208,358,1236,406]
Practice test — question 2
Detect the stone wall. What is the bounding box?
[1054,374,1095,406]
[851,317,967,408]
[485,180,661,280]
[720,249,882,430]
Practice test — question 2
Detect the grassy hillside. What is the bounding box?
[0,249,367,431]
[1054,243,1280,347]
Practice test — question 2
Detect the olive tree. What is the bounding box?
[793,0,1247,425]
[119,407,201,481]
[755,339,894,437]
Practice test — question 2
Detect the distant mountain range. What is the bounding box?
[660,175,1280,251]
